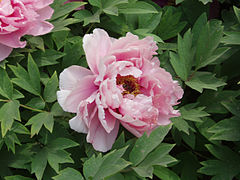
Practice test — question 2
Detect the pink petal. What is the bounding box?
[96,94,116,133]
[57,75,98,113]
[0,31,26,48]
[87,113,119,152]
[36,6,54,20]
[0,44,12,61]
[59,65,93,90]
[69,115,88,133]
[26,21,54,36]
[32,0,54,9]
[83,28,112,74]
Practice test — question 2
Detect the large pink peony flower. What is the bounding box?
[0,0,54,61]
[57,29,183,152]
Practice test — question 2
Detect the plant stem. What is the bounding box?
[0,99,47,113]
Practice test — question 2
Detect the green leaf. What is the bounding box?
[52,168,83,180]
[172,117,190,135]
[170,29,194,81]
[43,72,58,103]
[26,112,54,137]
[4,175,33,180]
[199,0,212,5]
[27,36,45,51]
[9,64,39,96]
[133,143,176,177]
[0,68,13,99]
[2,131,21,154]
[157,8,187,40]
[32,49,65,67]
[118,1,158,14]
[221,98,240,117]
[83,147,130,180]
[208,116,240,141]
[221,31,240,45]
[233,6,240,24]
[88,0,102,7]
[154,166,180,180]
[199,144,240,180]
[28,54,41,95]
[173,152,200,180]
[52,31,69,50]
[129,124,172,166]
[51,2,87,21]
[198,90,240,114]
[195,20,224,69]
[0,100,20,137]
[31,149,48,180]
[31,138,78,179]
[185,72,226,93]
[26,97,45,110]
[102,0,128,16]
[180,106,210,122]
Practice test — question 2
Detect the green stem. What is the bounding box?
[0,99,47,113]
[86,23,95,34]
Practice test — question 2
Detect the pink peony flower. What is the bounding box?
[0,0,54,61]
[57,29,183,152]
[64,0,84,10]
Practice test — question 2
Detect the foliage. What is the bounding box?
[0,0,240,179]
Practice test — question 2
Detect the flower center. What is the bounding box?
[116,75,141,96]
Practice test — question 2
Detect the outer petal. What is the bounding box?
[69,115,88,133]
[87,113,119,152]
[59,65,93,90]
[26,21,54,36]
[57,75,97,113]
[0,44,12,61]
[36,6,54,20]
[96,94,116,133]
[0,31,26,48]
[83,28,112,74]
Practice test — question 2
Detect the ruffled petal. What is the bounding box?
[87,113,119,152]
[69,115,88,133]
[26,21,54,36]
[57,75,97,113]
[59,65,93,90]
[83,28,112,74]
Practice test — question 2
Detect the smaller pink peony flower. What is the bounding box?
[64,0,84,10]
[57,28,183,152]
[0,0,54,61]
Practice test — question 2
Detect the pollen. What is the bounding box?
[116,75,141,96]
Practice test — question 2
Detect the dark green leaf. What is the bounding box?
[43,72,58,103]
[0,68,13,99]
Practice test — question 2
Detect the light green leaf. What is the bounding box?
[43,72,58,103]
[118,1,158,14]
[233,6,240,24]
[154,166,180,180]
[31,149,48,180]
[133,143,176,178]
[26,97,45,110]
[26,112,54,137]
[221,31,240,45]
[185,71,226,93]
[199,0,212,5]
[52,168,83,180]
[180,106,210,122]
[0,68,13,99]
[172,117,190,135]
[27,36,45,51]
[129,124,172,166]
[51,2,87,21]
[4,175,33,180]
[0,100,20,137]
[83,147,130,180]
[28,54,41,95]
